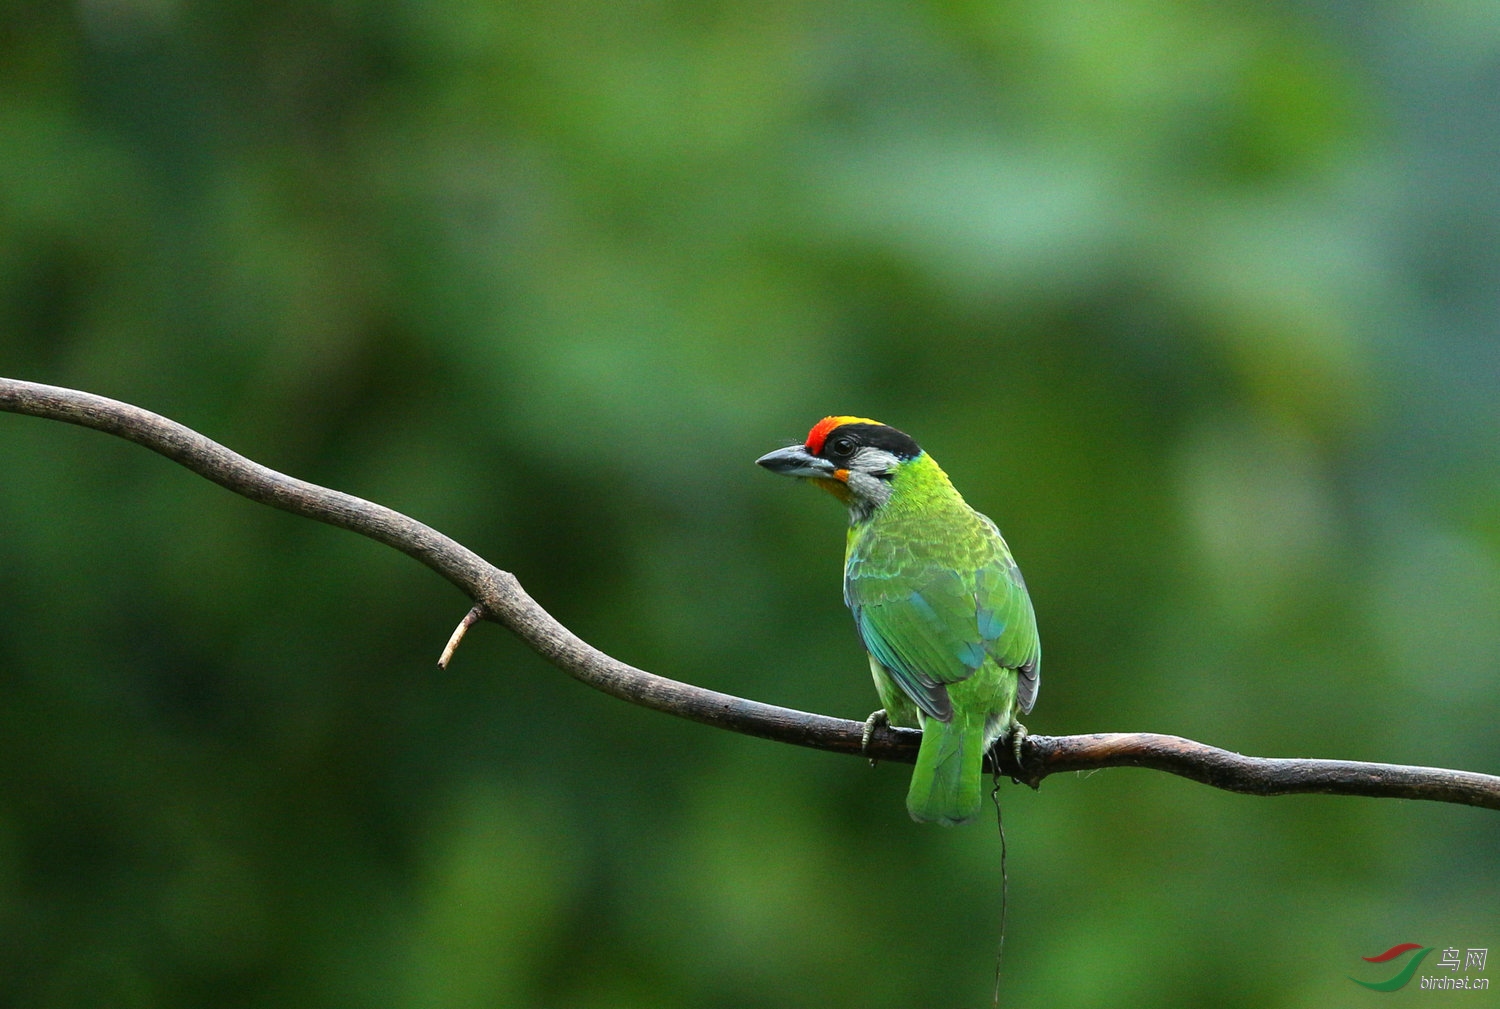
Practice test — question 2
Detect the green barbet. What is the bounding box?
[758,416,1040,825]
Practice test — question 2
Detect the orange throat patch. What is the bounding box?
[812,473,853,503]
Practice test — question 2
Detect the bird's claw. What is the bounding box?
[861,709,889,766]
[1010,722,1030,779]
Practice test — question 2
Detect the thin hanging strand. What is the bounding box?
[990,772,1009,1008]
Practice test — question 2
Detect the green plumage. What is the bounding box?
[757,418,1040,825]
[844,453,1039,825]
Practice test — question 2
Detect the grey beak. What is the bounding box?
[756,444,838,478]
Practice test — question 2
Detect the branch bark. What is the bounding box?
[3,376,1497,811]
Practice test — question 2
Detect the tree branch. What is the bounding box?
[3,377,1497,811]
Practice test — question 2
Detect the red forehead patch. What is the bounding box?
[805,415,880,455]
[804,416,844,455]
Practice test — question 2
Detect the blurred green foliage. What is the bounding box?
[3,0,1499,1006]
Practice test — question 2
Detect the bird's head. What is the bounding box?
[756,416,922,520]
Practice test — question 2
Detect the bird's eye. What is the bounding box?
[830,437,855,457]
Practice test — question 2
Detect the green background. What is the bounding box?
[2,1,1498,1006]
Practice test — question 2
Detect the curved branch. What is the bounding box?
[3,377,1498,812]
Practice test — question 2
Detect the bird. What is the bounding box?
[757,416,1039,825]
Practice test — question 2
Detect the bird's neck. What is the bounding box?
[847,452,964,527]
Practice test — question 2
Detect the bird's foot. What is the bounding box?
[861,709,889,767]
[1009,722,1031,782]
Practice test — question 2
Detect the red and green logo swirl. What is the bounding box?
[1349,944,1433,991]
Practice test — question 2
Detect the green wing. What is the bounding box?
[845,508,1039,722]
[976,514,1040,713]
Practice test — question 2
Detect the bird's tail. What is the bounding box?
[905,713,987,826]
